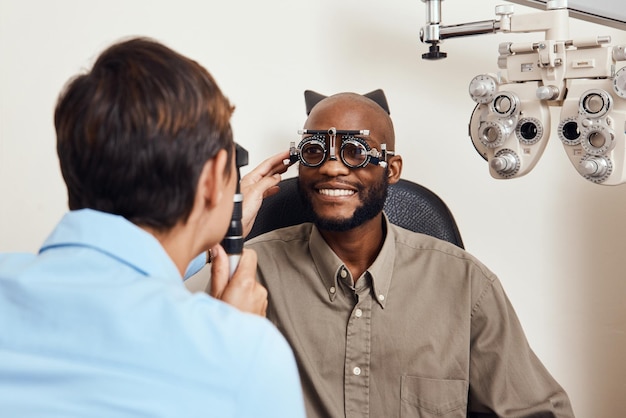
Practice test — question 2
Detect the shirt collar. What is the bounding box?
[40,209,181,281]
[309,226,344,302]
[308,214,396,308]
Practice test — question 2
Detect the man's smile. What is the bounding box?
[317,188,356,197]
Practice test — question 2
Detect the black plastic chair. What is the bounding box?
[246,177,464,248]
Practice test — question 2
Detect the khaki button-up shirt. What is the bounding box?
[246,217,574,418]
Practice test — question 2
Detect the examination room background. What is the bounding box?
[1,1,625,416]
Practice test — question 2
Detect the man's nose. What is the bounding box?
[319,150,349,176]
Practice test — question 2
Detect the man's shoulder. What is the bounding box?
[389,223,494,278]
[246,223,313,247]
[389,222,463,253]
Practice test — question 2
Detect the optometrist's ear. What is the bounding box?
[201,149,229,209]
[387,154,403,184]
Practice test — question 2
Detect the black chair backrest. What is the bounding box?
[246,177,464,248]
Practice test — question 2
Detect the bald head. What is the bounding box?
[304,93,395,149]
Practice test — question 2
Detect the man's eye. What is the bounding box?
[304,147,323,155]
[350,147,366,156]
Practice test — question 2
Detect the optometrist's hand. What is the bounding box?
[239,150,293,238]
[208,245,268,316]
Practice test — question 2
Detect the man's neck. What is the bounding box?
[318,214,385,282]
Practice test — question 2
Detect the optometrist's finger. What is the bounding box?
[240,150,292,189]
[213,248,267,317]
[240,151,293,236]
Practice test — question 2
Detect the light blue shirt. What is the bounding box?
[0,209,305,418]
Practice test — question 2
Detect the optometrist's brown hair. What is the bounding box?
[55,37,235,231]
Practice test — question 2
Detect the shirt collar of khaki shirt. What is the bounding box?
[308,214,395,308]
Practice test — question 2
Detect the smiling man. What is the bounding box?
[236,89,574,417]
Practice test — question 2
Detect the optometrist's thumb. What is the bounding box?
[209,246,267,317]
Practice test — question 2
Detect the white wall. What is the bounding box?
[1,1,624,416]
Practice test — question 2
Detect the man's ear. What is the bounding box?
[199,149,229,209]
[387,154,403,185]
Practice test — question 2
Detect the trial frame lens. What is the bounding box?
[298,135,376,168]
[340,137,372,168]
[287,127,394,169]
[300,135,327,167]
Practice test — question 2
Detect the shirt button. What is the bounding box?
[355,309,363,318]
[329,286,336,294]
[378,294,385,301]
[340,269,348,279]
[353,367,361,376]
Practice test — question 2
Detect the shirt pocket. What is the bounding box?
[400,375,468,418]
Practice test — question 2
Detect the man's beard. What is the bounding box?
[298,173,388,232]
